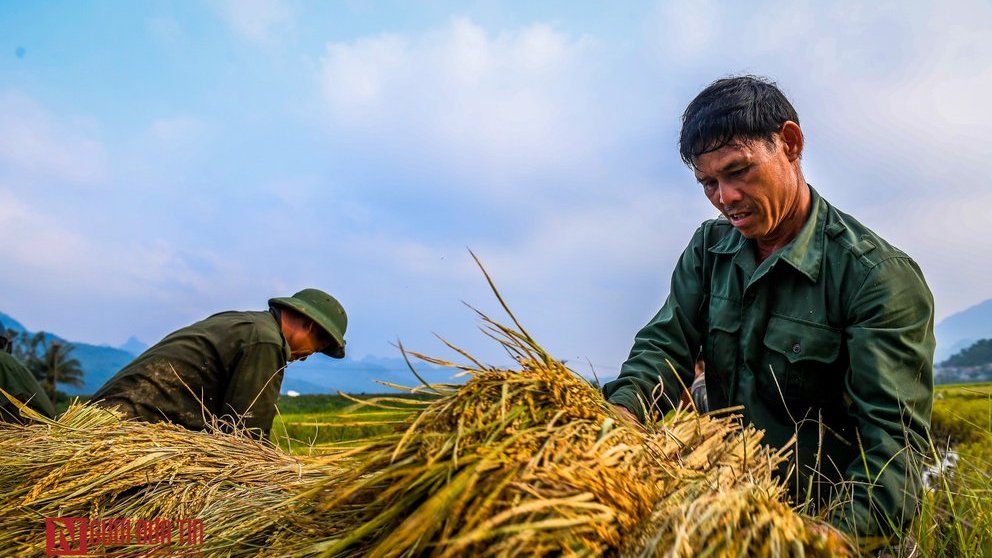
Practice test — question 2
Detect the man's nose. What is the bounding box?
[718,182,742,205]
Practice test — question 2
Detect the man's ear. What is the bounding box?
[779,120,803,162]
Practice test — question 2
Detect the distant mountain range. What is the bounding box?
[935,299,992,363]
[0,310,462,395]
[4,298,989,395]
[2,311,139,396]
[119,336,149,357]
[281,355,463,395]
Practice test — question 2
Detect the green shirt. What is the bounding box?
[0,351,56,421]
[603,186,935,538]
[93,310,291,438]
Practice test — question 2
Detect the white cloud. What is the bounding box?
[0,182,276,345]
[317,17,616,199]
[649,0,720,59]
[478,186,705,285]
[211,0,294,44]
[0,186,221,298]
[855,191,992,320]
[0,188,88,269]
[0,92,109,187]
[320,179,713,366]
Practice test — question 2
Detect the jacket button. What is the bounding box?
[792,343,802,354]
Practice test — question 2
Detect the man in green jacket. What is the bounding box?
[603,76,934,542]
[93,288,347,439]
[0,335,57,422]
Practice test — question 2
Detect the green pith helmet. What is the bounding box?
[268,288,347,358]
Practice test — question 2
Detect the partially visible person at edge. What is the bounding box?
[602,76,934,544]
[93,288,347,439]
[0,334,56,422]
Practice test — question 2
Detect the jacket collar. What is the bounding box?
[776,184,825,283]
[269,307,294,361]
[707,184,826,283]
[708,220,746,254]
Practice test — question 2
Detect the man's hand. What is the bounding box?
[611,404,643,430]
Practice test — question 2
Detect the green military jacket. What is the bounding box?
[0,351,56,422]
[603,186,934,538]
[93,310,291,438]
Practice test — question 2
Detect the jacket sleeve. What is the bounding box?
[830,256,935,538]
[0,358,56,422]
[222,342,287,439]
[603,225,708,422]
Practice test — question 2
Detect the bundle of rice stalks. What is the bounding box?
[625,471,845,557]
[0,400,336,557]
[272,338,851,557]
[265,262,855,558]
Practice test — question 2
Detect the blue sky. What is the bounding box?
[2,1,991,381]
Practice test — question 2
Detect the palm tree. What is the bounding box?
[3,329,37,363]
[27,337,84,402]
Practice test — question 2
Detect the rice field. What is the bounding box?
[4,254,990,558]
[915,382,992,557]
[272,394,423,452]
[930,383,992,445]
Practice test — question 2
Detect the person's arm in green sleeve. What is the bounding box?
[0,356,56,421]
[603,225,709,422]
[19,377,56,419]
[832,256,935,539]
[222,342,287,439]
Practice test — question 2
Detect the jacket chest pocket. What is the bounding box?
[760,315,843,409]
[704,297,741,404]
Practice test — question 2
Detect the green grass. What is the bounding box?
[270,393,432,453]
[914,382,992,557]
[930,383,992,445]
[915,436,992,557]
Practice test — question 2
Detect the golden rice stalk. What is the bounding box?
[626,481,851,558]
[0,402,338,557]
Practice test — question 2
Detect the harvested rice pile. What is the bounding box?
[0,401,338,556]
[282,308,852,557]
[0,281,854,557]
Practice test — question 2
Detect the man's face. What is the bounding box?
[284,316,333,361]
[692,129,803,244]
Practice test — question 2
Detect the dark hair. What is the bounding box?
[679,75,799,166]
